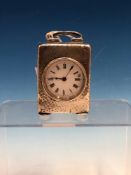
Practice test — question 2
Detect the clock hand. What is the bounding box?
[55,77,63,80]
[65,65,74,78]
[48,66,74,81]
[48,77,66,81]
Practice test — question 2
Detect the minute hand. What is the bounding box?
[65,66,74,78]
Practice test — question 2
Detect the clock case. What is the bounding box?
[37,31,91,114]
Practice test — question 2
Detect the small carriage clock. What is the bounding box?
[37,31,91,114]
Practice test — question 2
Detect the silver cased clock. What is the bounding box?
[37,31,91,114]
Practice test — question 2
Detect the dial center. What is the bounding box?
[62,77,67,81]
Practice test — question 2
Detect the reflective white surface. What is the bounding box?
[0,100,131,175]
[0,100,131,126]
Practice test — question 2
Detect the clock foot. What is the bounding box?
[39,112,51,115]
[76,112,88,116]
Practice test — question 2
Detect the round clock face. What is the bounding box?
[43,57,86,101]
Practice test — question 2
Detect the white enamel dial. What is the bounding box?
[43,57,86,100]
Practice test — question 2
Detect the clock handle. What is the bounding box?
[46,31,83,43]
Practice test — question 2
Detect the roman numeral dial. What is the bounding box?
[43,57,86,100]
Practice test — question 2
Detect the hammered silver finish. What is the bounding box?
[38,31,91,114]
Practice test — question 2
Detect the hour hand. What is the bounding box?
[48,77,63,80]
[48,77,67,81]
